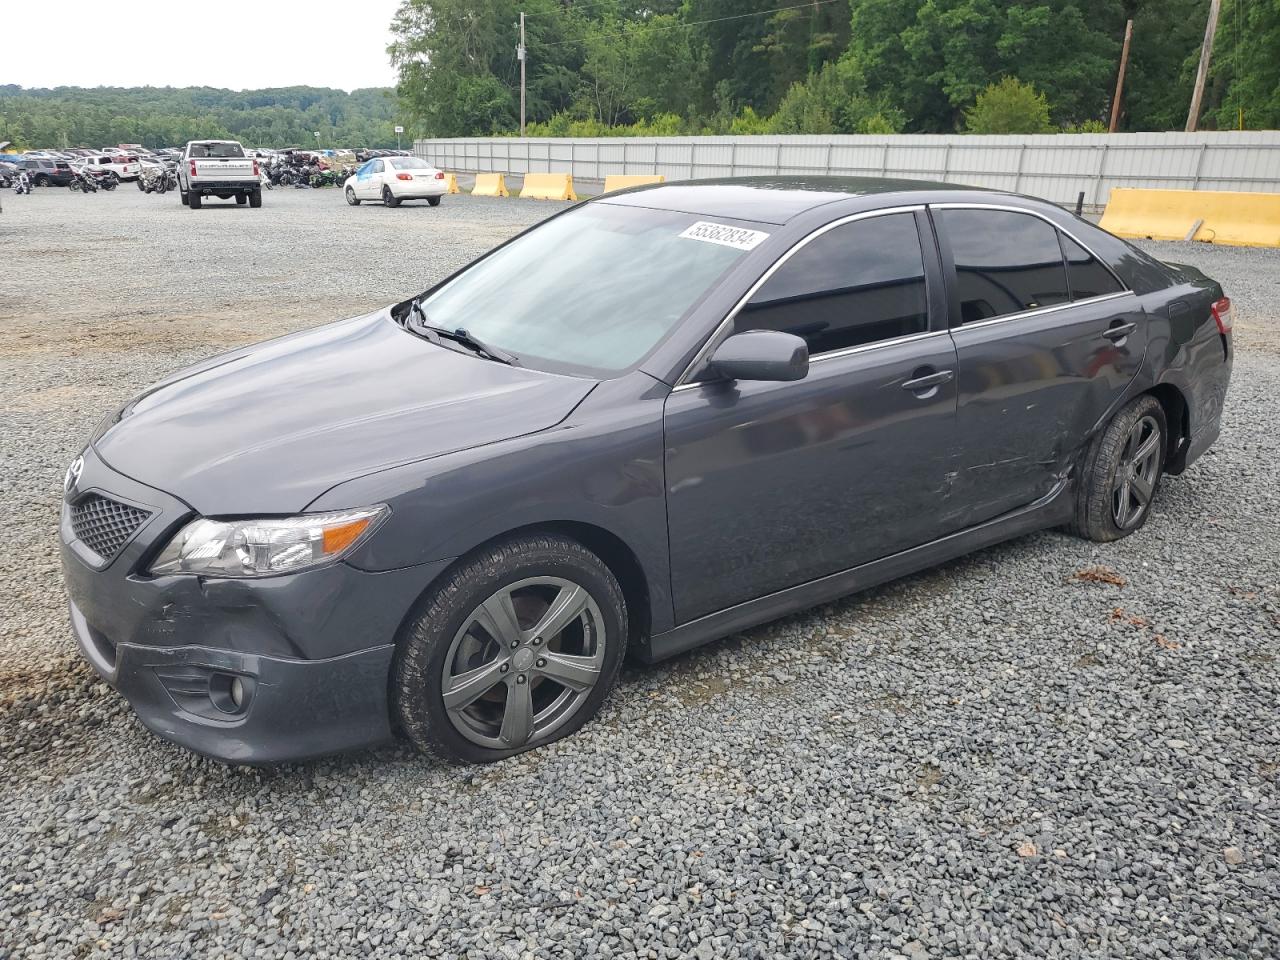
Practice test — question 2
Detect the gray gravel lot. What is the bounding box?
[1,187,1277,959]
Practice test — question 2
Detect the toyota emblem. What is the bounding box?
[64,455,84,494]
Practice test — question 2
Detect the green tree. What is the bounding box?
[963,76,1054,132]
[1210,0,1280,129]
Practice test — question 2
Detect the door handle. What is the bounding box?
[1102,321,1137,341]
[901,369,955,393]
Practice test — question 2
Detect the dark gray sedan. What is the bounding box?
[59,177,1232,764]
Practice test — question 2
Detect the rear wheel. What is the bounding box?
[188,191,201,209]
[35,174,50,187]
[248,189,262,208]
[393,534,626,764]
[382,186,400,208]
[345,186,359,206]
[427,195,442,207]
[1070,394,1167,542]
[236,193,247,205]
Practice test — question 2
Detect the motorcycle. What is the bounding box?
[139,166,176,194]
[68,170,99,193]
[13,171,33,195]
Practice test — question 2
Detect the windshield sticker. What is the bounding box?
[678,221,770,251]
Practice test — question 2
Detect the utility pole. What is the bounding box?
[1186,0,1222,132]
[1109,19,1133,133]
[514,11,524,136]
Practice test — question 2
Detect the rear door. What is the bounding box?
[664,208,961,623]
[933,205,1145,525]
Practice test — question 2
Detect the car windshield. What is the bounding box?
[388,157,430,170]
[420,204,757,376]
[189,142,244,159]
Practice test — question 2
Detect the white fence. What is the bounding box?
[414,132,1280,209]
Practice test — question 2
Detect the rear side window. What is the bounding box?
[941,209,1070,323]
[736,213,929,354]
[1060,233,1124,300]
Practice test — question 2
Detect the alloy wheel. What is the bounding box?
[1113,414,1161,529]
[441,577,606,750]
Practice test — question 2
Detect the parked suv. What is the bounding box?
[20,158,75,187]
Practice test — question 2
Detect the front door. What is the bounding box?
[933,206,1148,526]
[664,209,960,624]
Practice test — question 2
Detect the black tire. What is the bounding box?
[101,178,116,191]
[179,188,188,206]
[345,186,359,206]
[35,175,50,187]
[1069,394,1167,542]
[393,534,627,764]
[236,193,247,205]
[69,180,81,192]
[248,189,262,208]
[188,191,202,209]
[427,195,442,207]
[382,186,400,208]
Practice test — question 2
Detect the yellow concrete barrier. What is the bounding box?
[471,173,509,197]
[1100,188,1280,248]
[443,172,461,195]
[520,172,578,201]
[603,174,666,193]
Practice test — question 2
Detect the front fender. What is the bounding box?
[307,374,676,634]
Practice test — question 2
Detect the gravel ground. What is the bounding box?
[1,187,1277,960]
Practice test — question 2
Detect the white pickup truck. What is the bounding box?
[177,140,262,209]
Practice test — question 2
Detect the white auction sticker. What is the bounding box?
[678,221,770,251]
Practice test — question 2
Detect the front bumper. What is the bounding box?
[71,599,396,764]
[59,446,448,763]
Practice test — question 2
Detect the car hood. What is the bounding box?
[94,309,597,515]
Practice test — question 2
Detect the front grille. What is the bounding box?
[70,494,151,561]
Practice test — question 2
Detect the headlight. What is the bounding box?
[149,505,388,578]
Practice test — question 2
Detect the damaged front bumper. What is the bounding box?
[58,446,445,764]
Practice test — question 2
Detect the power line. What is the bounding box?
[532,0,844,47]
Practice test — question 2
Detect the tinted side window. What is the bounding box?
[1061,233,1125,300]
[941,209,1070,324]
[736,213,929,354]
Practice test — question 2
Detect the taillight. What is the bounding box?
[396,172,413,181]
[434,171,444,179]
[252,160,260,177]
[1210,296,1232,334]
[189,160,197,178]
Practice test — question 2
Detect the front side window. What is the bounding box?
[371,160,384,174]
[941,209,1070,323]
[421,204,753,376]
[1061,233,1125,300]
[735,212,929,354]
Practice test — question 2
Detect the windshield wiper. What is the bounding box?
[406,298,519,366]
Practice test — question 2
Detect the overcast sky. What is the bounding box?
[4,1,403,91]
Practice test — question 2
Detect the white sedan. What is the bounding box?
[344,156,447,207]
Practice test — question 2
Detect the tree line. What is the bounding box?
[388,0,1279,137]
[0,85,406,151]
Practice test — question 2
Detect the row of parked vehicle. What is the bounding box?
[2,141,448,211]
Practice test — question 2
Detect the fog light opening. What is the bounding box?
[209,672,252,715]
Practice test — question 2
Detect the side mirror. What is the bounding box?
[708,330,809,383]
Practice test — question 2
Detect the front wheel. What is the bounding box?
[236,193,247,205]
[393,534,627,764]
[345,186,359,206]
[1070,394,1167,542]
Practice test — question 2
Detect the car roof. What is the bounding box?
[594,175,991,224]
